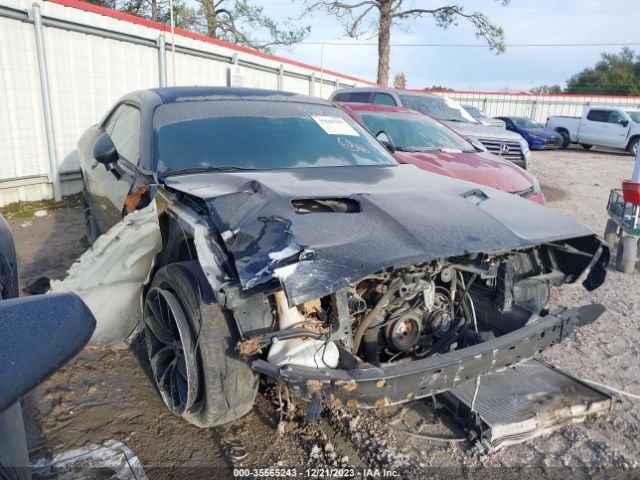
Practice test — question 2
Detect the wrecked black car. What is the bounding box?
[70,87,609,427]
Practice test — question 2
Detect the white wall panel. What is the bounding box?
[441,91,640,124]
[0,15,48,180]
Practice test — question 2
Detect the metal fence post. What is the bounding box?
[157,34,167,87]
[309,72,315,96]
[529,99,538,119]
[277,64,284,91]
[29,3,61,201]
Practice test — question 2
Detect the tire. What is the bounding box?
[144,261,257,427]
[615,235,638,273]
[629,137,639,157]
[558,130,570,149]
[83,191,100,245]
[603,218,619,252]
[580,144,593,150]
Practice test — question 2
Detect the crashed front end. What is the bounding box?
[248,247,607,408]
[162,166,609,409]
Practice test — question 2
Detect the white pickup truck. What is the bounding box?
[547,107,640,155]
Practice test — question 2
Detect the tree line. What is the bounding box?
[529,48,640,96]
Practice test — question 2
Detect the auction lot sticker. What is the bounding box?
[311,116,360,136]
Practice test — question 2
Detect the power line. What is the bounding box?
[284,41,640,47]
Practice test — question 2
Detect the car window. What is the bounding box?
[398,94,476,123]
[332,93,349,102]
[372,93,396,106]
[513,118,543,129]
[586,109,612,122]
[608,111,625,124]
[359,112,475,153]
[105,104,141,165]
[626,111,640,123]
[463,105,481,117]
[153,100,396,175]
[345,92,373,103]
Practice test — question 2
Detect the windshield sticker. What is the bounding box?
[312,116,360,136]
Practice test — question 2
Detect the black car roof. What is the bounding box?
[148,87,330,105]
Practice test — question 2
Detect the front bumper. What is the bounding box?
[253,304,604,408]
[529,137,562,150]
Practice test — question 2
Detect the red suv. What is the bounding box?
[337,103,545,204]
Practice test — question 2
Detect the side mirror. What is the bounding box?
[620,119,629,127]
[0,293,96,413]
[375,130,396,153]
[93,132,119,167]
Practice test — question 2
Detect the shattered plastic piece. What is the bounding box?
[32,439,147,480]
[51,203,162,346]
[33,210,48,218]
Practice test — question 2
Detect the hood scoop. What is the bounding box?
[291,197,361,214]
[461,188,489,204]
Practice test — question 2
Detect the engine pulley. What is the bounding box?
[385,312,422,351]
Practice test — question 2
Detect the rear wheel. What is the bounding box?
[615,235,638,273]
[603,218,619,251]
[558,131,570,149]
[580,144,593,150]
[144,261,258,427]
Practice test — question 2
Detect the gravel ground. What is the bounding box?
[6,147,640,478]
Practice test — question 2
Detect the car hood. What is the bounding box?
[164,164,602,305]
[523,128,561,138]
[480,118,506,128]
[443,121,524,140]
[394,150,533,193]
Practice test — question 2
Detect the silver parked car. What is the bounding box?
[463,104,506,129]
[330,88,530,169]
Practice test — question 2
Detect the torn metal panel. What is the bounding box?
[164,165,605,306]
[438,359,613,453]
[51,203,161,346]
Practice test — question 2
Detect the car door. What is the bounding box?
[579,109,611,145]
[604,110,631,148]
[90,103,142,232]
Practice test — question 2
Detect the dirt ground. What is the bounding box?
[6,146,640,478]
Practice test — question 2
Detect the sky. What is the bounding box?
[258,0,640,91]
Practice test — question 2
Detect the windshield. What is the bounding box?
[153,100,396,175]
[463,105,482,117]
[626,111,640,123]
[358,112,475,152]
[513,117,544,129]
[398,94,477,123]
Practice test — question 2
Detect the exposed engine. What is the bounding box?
[266,246,562,368]
[350,264,481,365]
